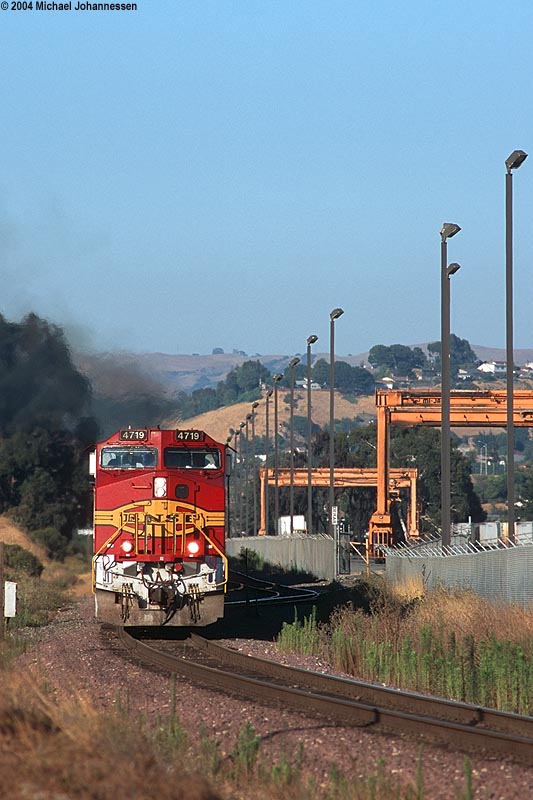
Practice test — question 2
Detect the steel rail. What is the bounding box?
[225,572,320,606]
[117,628,533,765]
[189,634,533,737]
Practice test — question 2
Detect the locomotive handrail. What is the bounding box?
[91,519,131,591]
[191,522,228,592]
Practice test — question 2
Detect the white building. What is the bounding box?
[477,361,506,375]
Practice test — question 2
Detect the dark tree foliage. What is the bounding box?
[178,360,271,418]
[307,426,379,536]
[368,344,427,376]
[309,358,329,387]
[4,544,43,577]
[0,314,96,556]
[427,334,479,374]
[390,427,485,532]
[309,359,375,395]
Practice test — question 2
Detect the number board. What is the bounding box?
[175,430,205,441]
[119,429,148,441]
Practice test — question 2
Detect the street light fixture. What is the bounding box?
[440,223,461,549]
[329,307,344,577]
[306,334,318,536]
[272,373,283,534]
[505,149,528,544]
[289,356,301,534]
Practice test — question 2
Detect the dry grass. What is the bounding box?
[165,389,374,444]
[0,671,222,800]
[403,586,533,648]
[0,668,427,800]
[0,515,50,568]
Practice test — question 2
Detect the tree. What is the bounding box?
[309,426,380,536]
[427,334,479,375]
[232,360,271,393]
[311,358,330,387]
[0,314,96,555]
[390,427,485,531]
[310,359,375,395]
[368,345,392,372]
[368,344,427,377]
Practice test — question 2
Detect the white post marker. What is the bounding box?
[4,581,16,618]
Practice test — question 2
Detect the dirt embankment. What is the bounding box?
[0,515,49,565]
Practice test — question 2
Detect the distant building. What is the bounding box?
[375,376,395,390]
[296,380,321,390]
[477,361,506,375]
[457,368,472,381]
[412,367,437,383]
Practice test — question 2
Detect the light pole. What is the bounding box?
[226,428,235,536]
[440,222,461,549]
[238,422,245,534]
[244,413,254,535]
[306,334,318,536]
[250,401,260,535]
[505,149,528,544]
[264,388,273,534]
[273,373,283,535]
[477,440,488,475]
[329,308,344,577]
[289,356,301,534]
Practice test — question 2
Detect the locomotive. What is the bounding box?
[90,428,228,626]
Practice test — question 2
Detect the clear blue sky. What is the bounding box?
[2,0,533,358]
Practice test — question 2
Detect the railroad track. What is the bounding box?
[225,570,321,607]
[117,628,533,766]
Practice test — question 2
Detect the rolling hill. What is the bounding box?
[164,389,376,445]
[75,344,533,398]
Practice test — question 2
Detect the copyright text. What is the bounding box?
[2,1,138,10]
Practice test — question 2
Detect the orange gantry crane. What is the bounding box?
[369,389,533,554]
[258,467,418,537]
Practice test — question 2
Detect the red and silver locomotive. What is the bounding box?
[91,428,228,626]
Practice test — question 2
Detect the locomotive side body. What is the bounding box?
[92,428,227,626]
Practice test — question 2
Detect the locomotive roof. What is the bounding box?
[98,428,223,447]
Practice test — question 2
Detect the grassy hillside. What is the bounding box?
[164,389,376,444]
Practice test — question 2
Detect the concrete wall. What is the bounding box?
[226,535,335,581]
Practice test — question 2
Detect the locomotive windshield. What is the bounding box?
[164,448,221,470]
[101,447,158,469]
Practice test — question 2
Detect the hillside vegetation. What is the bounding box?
[165,389,376,445]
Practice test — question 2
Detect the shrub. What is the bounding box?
[30,527,69,561]
[4,544,43,578]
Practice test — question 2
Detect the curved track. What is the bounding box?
[116,628,533,766]
[225,571,321,607]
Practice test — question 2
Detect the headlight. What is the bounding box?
[154,477,167,498]
[186,541,200,556]
[121,540,134,554]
